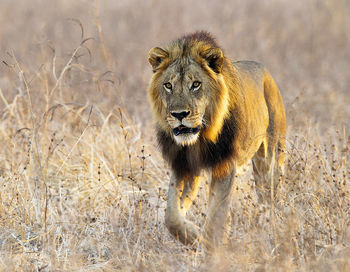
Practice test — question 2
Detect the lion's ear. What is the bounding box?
[148,47,169,72]
[200,47,224,73]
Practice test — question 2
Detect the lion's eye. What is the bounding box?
[191,81,201,90]
[164,82,172,92]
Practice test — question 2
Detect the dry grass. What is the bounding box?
[0,0,349,271]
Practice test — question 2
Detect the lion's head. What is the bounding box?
[147,32,232,146]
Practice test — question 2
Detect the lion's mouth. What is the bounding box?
[173,125,200,136]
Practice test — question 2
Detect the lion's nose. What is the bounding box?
[171,111,190,121]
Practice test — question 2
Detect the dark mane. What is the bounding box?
[157,111,237,179]
[179,31,220,48]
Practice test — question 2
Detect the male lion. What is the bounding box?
[147,31,286,248]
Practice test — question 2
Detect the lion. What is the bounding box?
[147,31,286,249]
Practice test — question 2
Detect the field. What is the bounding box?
[0,0,349,271]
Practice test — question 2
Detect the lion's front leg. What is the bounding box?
[165,175,201,245]
[205,170,235,250]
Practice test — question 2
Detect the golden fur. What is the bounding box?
[147,31,286,248]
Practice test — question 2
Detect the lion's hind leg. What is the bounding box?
[252,139,276,202]
[276,136,286,178]
[252,135,285,203]
[256,72,286,202]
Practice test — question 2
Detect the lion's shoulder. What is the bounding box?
[232,60,267,86]
[232,60,265,74]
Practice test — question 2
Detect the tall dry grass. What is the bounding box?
[0,0,349,271]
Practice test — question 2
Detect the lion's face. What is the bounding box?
[159,61,213,146]
[148,42,227,146]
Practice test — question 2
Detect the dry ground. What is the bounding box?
[0,0,349,271]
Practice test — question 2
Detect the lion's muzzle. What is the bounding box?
[167,110,202,146]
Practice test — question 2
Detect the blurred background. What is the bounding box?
[1,0,349,131]
[0,1,349,270]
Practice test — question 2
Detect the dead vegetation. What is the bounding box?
[0,0,349,271]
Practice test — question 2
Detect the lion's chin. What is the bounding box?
[173,133,199,146]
